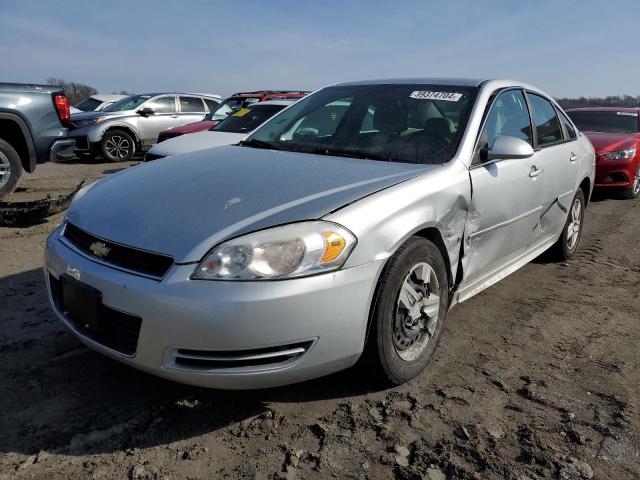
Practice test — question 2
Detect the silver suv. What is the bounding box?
[68,93,221,161]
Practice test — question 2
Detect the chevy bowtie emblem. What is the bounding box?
[89,241,111,258]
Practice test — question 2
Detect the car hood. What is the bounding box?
[583,131,640,153]
[150,131,246,157]
[165,120,216,135]
[66,146,432,263]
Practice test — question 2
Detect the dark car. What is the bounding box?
[567,107,640,198]
[156,90,309,142]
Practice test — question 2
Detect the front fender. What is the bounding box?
[325,159,471,285]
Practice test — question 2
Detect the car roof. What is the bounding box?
[249,99,296,106]
[137,92,221,99]
[333,77,488,87]
[91,94,127,101]
[230,90,310,98]
[565,107,640,112]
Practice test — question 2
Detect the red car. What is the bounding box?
[156,90,309,142]
[567,107,640,198]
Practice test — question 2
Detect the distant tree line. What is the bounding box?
[556,95,640,109]
[45,78,134,105]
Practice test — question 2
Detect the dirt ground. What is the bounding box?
[0,159,638,480]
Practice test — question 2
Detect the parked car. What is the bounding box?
[156,90,309,143]
[144,100,296,161]
[566,107,640,198]
[70,94,127,114]
[68,93,221,162]
[45,78,594,389]
[0,82,75,197]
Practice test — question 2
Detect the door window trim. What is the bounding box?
[471,86,533,168]
[524,90,568,149]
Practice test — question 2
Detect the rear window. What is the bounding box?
[567,111,639,134]
[74,97,102,112]
[213,104,287,133]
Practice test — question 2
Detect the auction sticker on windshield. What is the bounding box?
[233,108,251,117]
[410,91,463,101]
[617,111,638,117]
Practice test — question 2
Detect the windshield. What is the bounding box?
[241,84,477,164]
[74,97,102,112]
[206,97,261,121]
[212,104,288,133]
[568,111,639,134]
[103,94,151,112]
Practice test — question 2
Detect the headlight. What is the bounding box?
[192,221,356,281]
[603,148,636,160]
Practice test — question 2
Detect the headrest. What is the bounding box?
[373,104,408,134]
[424,117,455,137]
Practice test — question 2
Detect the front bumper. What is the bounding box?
[49,139,76,162]
[594,154,639,188]
[44,228,383,389]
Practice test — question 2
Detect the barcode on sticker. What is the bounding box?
[410,91,463,102]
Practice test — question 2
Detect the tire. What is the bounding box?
[621,164,640,199]
[0,138,22,198]
[369,236,449,385]
[552,189,585,261]
[100,130,135,162]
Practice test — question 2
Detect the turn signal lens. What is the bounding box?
[321,231,347,263]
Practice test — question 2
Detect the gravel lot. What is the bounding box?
[1,160,638,480]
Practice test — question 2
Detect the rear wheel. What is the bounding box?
[370,237,449,385]
[0,138,22,198]
[622,164,640,199]
[101,130,135,162]
[552,189,585,260]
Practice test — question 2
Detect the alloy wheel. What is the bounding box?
[393,262,440,362]
[632,165,640,196]
[0,150,12,190]
[104,135,131,159]
[566,197,582,251]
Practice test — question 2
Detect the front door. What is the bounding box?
[138,95,180,146]
[463,89,544,285]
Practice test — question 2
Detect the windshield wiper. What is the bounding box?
[239,139,280,150]
[309,146,385,160]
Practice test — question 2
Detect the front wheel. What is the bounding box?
[370,237,449,385]
[0,138,22,198]
[622,164,640,199]
[101,130,135,162]
[552,189,585,260]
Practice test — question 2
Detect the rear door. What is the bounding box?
[526,93,577,239]
[138,95,179,146]
[178,96,208,125]
[464,89,545,283]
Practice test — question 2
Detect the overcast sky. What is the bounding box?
[1,0,638,99]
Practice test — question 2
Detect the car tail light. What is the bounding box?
[53,93,71,127]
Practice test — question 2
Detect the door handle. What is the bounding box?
[170,114,179,118]
[569,152,578,163]
[529,166,544,178]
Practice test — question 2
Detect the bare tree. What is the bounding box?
[45,78,98,105]
[556,95,640,109]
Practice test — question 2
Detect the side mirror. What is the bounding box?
[485,136,534,162]
[137,107,155,116]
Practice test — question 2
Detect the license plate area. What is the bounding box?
[61,274,103,334]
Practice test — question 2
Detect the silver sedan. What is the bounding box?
[44,78,595,389]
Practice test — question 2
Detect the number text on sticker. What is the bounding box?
[410,91,463,102]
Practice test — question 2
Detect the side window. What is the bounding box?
[559,111,577,140]
[204,98,219,112]
[180,96,206,113]
[483,89,533,149]
[528,93,563,146]
[146,96,176,113]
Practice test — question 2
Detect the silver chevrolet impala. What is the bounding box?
[44,78,595,389]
